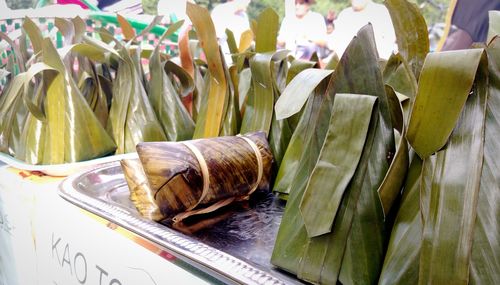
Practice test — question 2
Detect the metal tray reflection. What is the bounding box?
[59,162,304,285]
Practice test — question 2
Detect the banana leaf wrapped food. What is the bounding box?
[121,132,273,223]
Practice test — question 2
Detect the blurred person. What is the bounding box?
[439,0,500,51]
[277,0,327,60]
[328,0,396,59]
[325,9,335,34]
[211,0,251,44]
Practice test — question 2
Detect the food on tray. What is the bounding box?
[121,132,273,223]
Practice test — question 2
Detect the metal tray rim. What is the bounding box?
[58,162,289,285]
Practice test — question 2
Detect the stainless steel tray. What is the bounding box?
[59,162,304,285]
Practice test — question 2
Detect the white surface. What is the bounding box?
[0,152,138,177]
[0,168,212,285]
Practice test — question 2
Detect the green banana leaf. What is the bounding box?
[383,53,418,100]
[239,8,282,137]
[93,26,167,153]
[268,58,292,167]
[237,67,251,115]
[41,38,116,164]
[279,58,315,133]
[419,52,487,285]
[71,16,86,44]
[16,83,46,164]
[22,18,43,56]
[381,41,499,284]
[275,68,332,120]
[377,86,409,216]
[254,7,278,53]
[107,48,166,153]
[378,154,422,285]
[272,90,391,284]
[78,68,107,127]
[469,37,500,285]
[272,76,333,197]
[0,75,26,155]
[274,24,393,198]
[385,0,429,79]
[187,3,227,138]
[149,56,194,141]
[55,18,75,47]
[219,63,241,136]
[299,93,377,238]
[240,51,287,135]
[13,62,56,164]
[0,32,25,73]
[488,11,500,43]
[149,24,194,141]
[272,25,394,285]
[271,68,332,191]
[225,29,239,66]
[286,58,317,85]
[407,49,483,158]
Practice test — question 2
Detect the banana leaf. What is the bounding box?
[383,53,418,101]
[240,50,287,135]
[419,52,487,285]
[376,86,409,216]
[178,25,196,116]
[149,23,194,141]
[122,132,273,222]
[71,16,86,44]
[240,8,281,136]
[375,51,417,216]
[40,38,116,164]
[275,68,332,121]
[0,31,30,156]
[272,75,333,198]
[385,0,429,79]
[469,37,500,285]
[380,42,499,284]
[117,14,136,41]
[16,81,45,164]
[55,18,75,47]
[9,62,55,164]
[22,17,43,56]
[237,67,251,115]
[272,90,391,284]
[268,58,293,167]
[272,25,394,285]
[95,27,166,154]
[378,154,422,285]
[219,63,241,136]
[406,49,484,158]
[187,3,227,138]
[274,24,394,198]
[0,75,26,155]
[488,11,500,43]
[0,32,25,73]
[78,63,108,127]
[254,7,278,54]
[299,93,377,238]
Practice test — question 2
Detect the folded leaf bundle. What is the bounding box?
[272,25,395,285]
[121,132,273,223]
